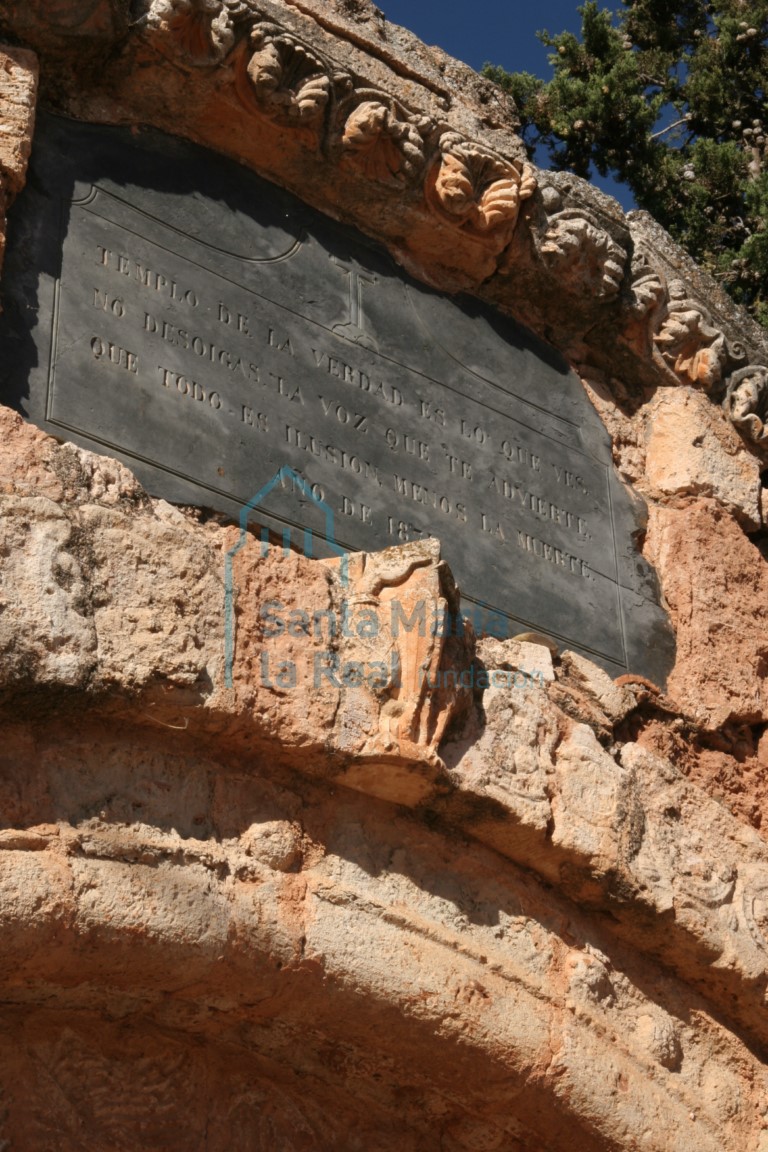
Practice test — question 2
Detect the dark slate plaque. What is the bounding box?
[0,114,674,681]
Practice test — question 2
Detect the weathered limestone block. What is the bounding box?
[0,740,764,1150]
[477,634,556,682]
[634,716,768,832]
[331,542,470,783]
[0,0,128,57]
[225,526,471,799]
[0,406,468,798]
[437,653,768,1056]
[223,525,342,741]
[645,498,768,728]
[443,676,556,860]
[0,46,38,197]
[0,45,37,280]
[557,648,636,726]
[0,495,96,688]
[4,406,768,1061]
[80,502,223,689]
[0,411,64,501]
[577,370,649,485]
[550,721,627,872]
[644,387,762,529]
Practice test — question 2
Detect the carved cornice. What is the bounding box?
[627,250,666,318]
[233,21,348,134]
[619,243,767,449]
[145,0,247,65]
[8,1,768,454]
[141,4,535,248]
[723,365,768,444]
[540,209,626,299]
[537,187,626,300]
[335,90,433,187]
[425,132,536,248]
[652,279,731,393]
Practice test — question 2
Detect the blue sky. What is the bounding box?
[379,1,635,208]
[380,0,588,74]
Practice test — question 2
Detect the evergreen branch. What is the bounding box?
[650,117,690,139]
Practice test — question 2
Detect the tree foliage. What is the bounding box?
[484,1,768,325]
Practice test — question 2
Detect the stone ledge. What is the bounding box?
[2,406,768,1063]
[0,737,761,1150]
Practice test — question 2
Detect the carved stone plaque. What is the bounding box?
[0,115,674,681]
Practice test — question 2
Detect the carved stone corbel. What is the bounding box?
[234,22,350,137]
[144,0,245,65]
[425,132,536,248]
[537,189,627,300]
[336,94,433,187]
[652,280,729,391]
[616,249,670,360]
[723,364,768,444]
[627,250,666,318]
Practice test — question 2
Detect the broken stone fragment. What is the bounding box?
[476,636,555,683]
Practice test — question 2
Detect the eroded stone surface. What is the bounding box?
[644,388,762,529]
[0,700,767,1151]
[0,45,37,281]
[645,498,768,728]
[4,408,768,1073]
[2,1,768,1146]
[0,741,762,1152]
[0,46,37,196]
[1,380,767,1136]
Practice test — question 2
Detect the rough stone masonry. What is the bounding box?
[0,1,767,1148]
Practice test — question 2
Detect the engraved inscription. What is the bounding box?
[1,116,675,679]
[51,198,607,650]
[73,216,601,594]
[331,255,377,348]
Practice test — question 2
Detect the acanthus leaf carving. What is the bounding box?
[144,0,245,65]
[339,97,432,187]
[723,364,768,444]
[628,249,666,318]
[538,199,627,301]
[234,23,349,133]
[426,133,536,247]
[653,280,728,392]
